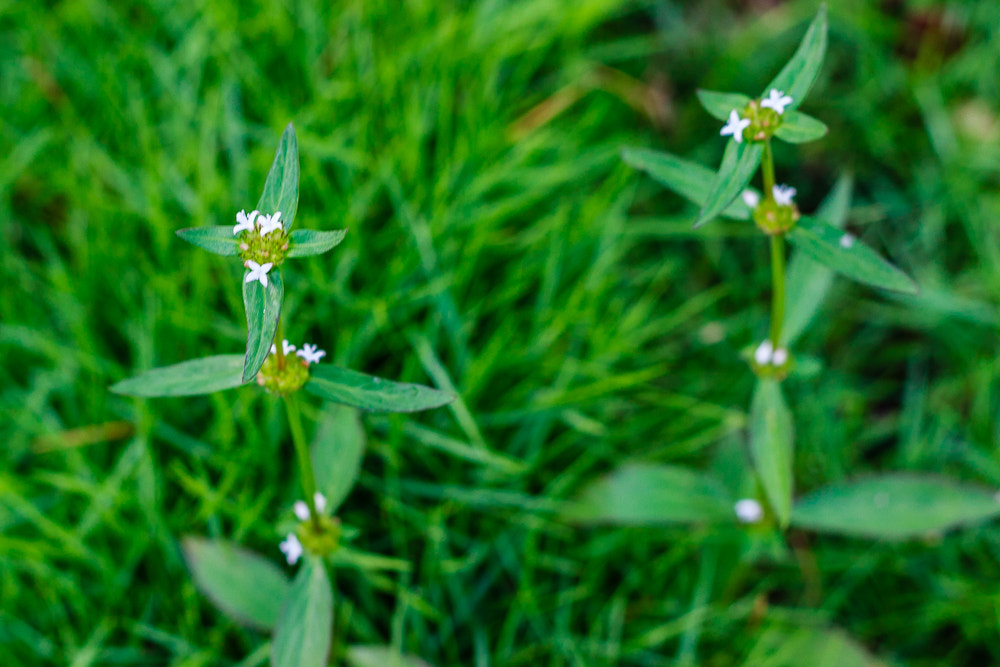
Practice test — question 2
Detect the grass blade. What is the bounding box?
[110,355,246,397]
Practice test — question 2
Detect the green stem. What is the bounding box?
[274,319,285,371]
[284,393,320,528]
[761,139,776,197]
[769,233,786,346]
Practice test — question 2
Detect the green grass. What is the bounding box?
[4,0,1000,665]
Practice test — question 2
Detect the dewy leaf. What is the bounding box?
[176,227,240,256]
[694,140,764,228]
[762,4,828,110]
[242,269,284,382]
[110,355,246,397]
[182,537,291,630]
[345,646,433,667]
[311,404,367,514]
[782,174,853,346]
[621,147,754,220]
[257,122,300,231]
[287,229,348,258]
[749,379,794,527]
[696,89,753,122]
[789,216,919,294]
[774,110,828,144]
[791,475,1000,539]
[562,463,734,525]
[305,366,456,413]
[271,557,333,667]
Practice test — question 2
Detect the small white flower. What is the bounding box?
[754,340,773,365]
[279,533,303,565]
[772,348,788,366]
[760,89,793,115]
[720,110,751,143]
[735,498,764,523]
[296,343,327,365]
[742,190,760,208]
[258,211,283,237]
[840,234,855,249]
[234,209,258,235]
[772,184,796,207]
[314,492,327,514]
[293,501,310,521]
[244,260,273,287]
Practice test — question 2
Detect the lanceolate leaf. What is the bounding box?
[791,475,1000,539]
[696,89,753,122]
[774,110,828,143]
[695,140,764,228]
[562,463,734,525]
[257,122,300,231]
[789,216,918,294]
[346,647,433,667]
[242,269,284,382]
[311,404,367,513]
[763,4,828,110]
[272,557,333,667]
[110,355,246,397]
[287,229,349,258]
[176,227,239,256]
[182,537,290,630]
[749,379,794,527]
[304,366,456,413]
[621,147,754,220]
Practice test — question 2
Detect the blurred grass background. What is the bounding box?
[3,0,1000,664]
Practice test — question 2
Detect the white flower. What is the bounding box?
[296,343,327,365]
[314,492,327,514]
[760,89,793,115]
[735,498,764,523]
[772,348,788,366]
[772,184,796,206]
[293,492,329,521]
[741,190,760,208]
[269,339,296,356]
[279,533,303,565]
[234,209,258,235]
[258,211,283,237]
[840,234,855,249]
[754,340,773,365]
[244,260,273,287]
[720,110,751,143]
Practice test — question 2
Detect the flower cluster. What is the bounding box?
[752,339,791,379]
[734,498,764,524]
[255,339,326,395]
[279,492,341,565]
[720,89,793,144]
[743,184,800,235]
[234,209,290,285]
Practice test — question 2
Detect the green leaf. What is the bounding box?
[345,646,432,667]
[287,229,348,258]
[788,216,918,294]
[562,463,734,525]
[242,270,284,382]
[696,89,753,122]
[744,626,885,667]
[311,404,367,513]
[774,110,828,143]
[110,355,246,397]
[304,366,456,413]
[621,147,754,220]
[782,174,853,346]
[749,380,794,527]
[762,4,828,109]
[257,122,299,231]
[176,227,239,256]
[791,475,1000,539]
[181,537,291,630]
[272,557,333,667]
[694,140,764,228]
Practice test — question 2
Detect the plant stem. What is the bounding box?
[769,233,786,346]
[274,319,285,371]
[761,139,775,197]
[284,393,320,528]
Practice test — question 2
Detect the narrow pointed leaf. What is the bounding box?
[562,463,734,525]
[695,140,764,228]
[696,89,753,122]
[287,229,348,258]
[176,227,239,256]
[182,537,290,630]
[110,355,246,397]
[749,379,794,527]
[774,110,828,143]
[304,366,456,413]
[242,270,284,382]
[257,123,299,230]
[346,647,432,667]
[762,4,828,109]
[272,557,333,667]
[791,475,1000,539]
[621,147,754,220]
[311,404,366,513]
[789,216,918,294]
